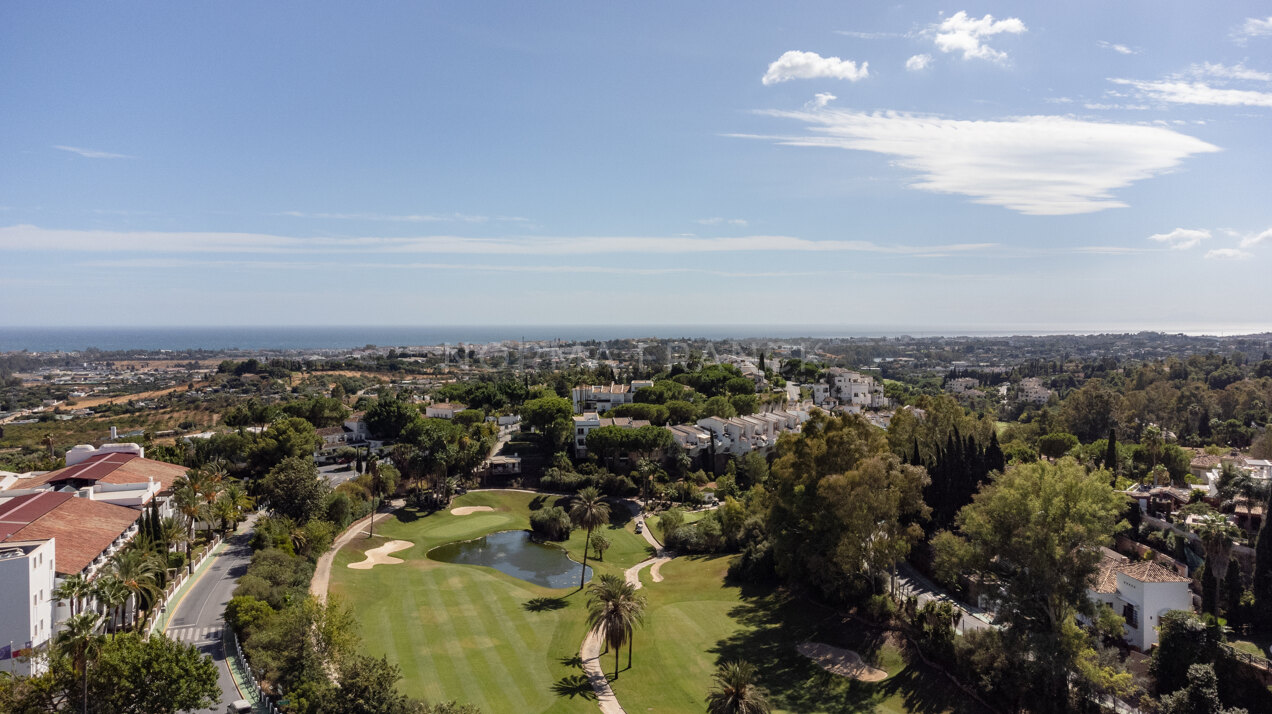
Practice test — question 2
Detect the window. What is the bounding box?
[1122,603,1138,628]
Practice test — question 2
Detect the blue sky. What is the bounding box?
[2,2,1270,332]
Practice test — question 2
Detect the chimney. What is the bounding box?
[110,426,118,440]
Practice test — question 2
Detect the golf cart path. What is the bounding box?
[579,509,673,714]
[310,499,404,602]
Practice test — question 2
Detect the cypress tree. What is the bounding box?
[1254,488,1272,630]
[986,431,1006,473]
[1223,558,1244,627]
[1105,428,1118,476]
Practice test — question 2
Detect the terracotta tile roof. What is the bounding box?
[28,453,187,493]
[1092,550,1189,593]
[1116,560,1191,584]
[1,492,141,575]
[316,426,345,437]
[1190,454,1223,469]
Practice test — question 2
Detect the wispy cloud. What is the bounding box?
[695,217,749,227]
[53,145,132,159]
[905,54,932,72]
[1148,227,1211,250]
[761,51,868,85]
[277,211,529,223]
[733,110,1219,215]
[1239,228,1272,248]
[1097,41,1136,55]
[805,93,837,110]
[931,11,1026,63]
[0,225,996,256]
[1205,248,1252,260]
[835,30,905,40]
[1184,62,1272,82]
[1110,79,1272,107]
[1233,16,1272,44]
[1073,246,1161,255]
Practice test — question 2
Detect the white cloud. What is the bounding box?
[806,93,837,110]
[695,217,749,227]
[735,110,1219,215]
[1205,248,1253,260]
[932,11,1026,62]
[1110,78,1272,107]
[277,211,528,223]
[1239,228,1272,248]
[1233,16,1272,43]
[1097,41,1136,55]
[905,54,932,71]
[761,51,868,85]
[0,224,995,256]
[1184,62,1272,82]
[53,145,132,159]
[1148,227,1211,250]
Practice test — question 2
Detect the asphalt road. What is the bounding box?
[163,528,255,713]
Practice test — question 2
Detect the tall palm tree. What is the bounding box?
[54,611,103,714]
[108,548,162,630]
[586,573,646,678]
[705,660,771,714]
[53,573,93,617]
[172,477,208,575]
[569,487,611,589]
[1193,514,1243,614]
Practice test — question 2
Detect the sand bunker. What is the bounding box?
[450,506,495,516]
[796,642,888,682]
[348,540,413,570]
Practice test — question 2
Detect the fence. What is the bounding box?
[146,532,223,635]
[229,629,283,714]
[1222,642,1272,671]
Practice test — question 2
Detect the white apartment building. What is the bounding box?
[815,368,889,410]
[0,540,56,676]
[1017,377,1052,405]
[425,402,467,419]
[571,413,651,456]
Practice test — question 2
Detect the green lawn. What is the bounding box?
[647,507,709,542]
[331,490,981,714]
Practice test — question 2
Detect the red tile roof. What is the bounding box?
[1,492,141,575]
[25,453,187,493]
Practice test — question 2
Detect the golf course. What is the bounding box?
[327,490,984,714]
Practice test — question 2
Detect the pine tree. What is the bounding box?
[986,431,1006,473]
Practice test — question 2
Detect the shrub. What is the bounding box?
[530,506,572,541]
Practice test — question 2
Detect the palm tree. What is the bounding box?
[1193,513,1243,614]
[219,481,254,530]
[92,575,130,634]
[54,611,103,714]
[172,476,208,574]
[569,487,611,589]
[586,574,646,678]
[108,548,162,630]
[705,660,771,714]
[53,573,93,617]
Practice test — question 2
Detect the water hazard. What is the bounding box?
[428,530,591,588]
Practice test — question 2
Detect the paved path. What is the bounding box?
[895,563,994,634]
[310,499,404,602]
[578,506,675,714]
[162,525,255,714]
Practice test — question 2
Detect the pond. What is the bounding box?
[427,530,591,589]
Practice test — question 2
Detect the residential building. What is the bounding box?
[1087,548,1191,651]
[0,539,55,676]
[571,384,633,414]
[815,368,889,410]
[945,377,980,396]
[425,402,466,419]
[571,413,651,456]
[1017,377,1052,405]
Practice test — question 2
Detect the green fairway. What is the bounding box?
[329,490,651,713]
[618,556,983,714]
[331,490,981,714]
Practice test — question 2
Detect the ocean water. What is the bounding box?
[2,324,1267,353]
[0,325,909,352]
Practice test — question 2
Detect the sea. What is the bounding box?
[0,324,1268,353]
